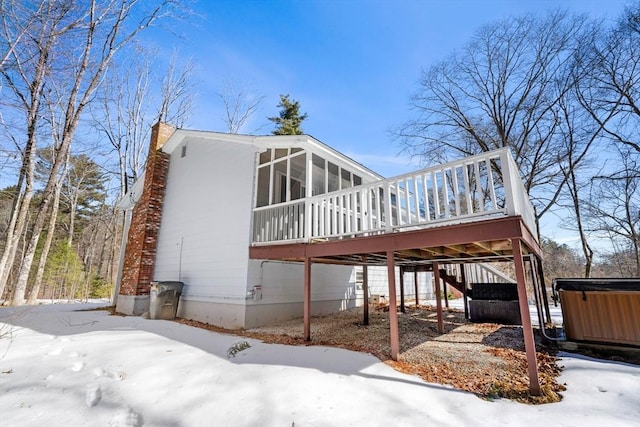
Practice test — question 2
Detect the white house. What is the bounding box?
[115,122,549,394]
[116,123,437,328]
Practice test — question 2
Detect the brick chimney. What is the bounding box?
[119,122,175,301]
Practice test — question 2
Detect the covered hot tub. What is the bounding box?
[554,278,640,347]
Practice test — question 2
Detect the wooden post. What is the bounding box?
[399,266,406,313]
[386,251,400,360]
[304,257,311,341]
[512,239,541,396]
[536,256,552,324]
[363,263,369,326]
[460,264,469,320]
[414,270,419,306]
[433,261,444,334]
[443,278,449,309]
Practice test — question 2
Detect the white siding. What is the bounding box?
[245,260,358,326]
[364,267,435,302]
[154,137,257,305]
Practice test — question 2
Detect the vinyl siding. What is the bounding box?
[153,136,257,304]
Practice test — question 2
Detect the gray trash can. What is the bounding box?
[149,281,184,320]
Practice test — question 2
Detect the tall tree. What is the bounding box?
[0,0,82,300]
[396,11,593,221]
[1,0,181,305]
[586,149,639,276]
[575,3,640,276]
[60,154,107,246]
[576,2,640,156]
[268,94,308,135]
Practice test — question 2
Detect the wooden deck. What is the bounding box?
[248,148,544,395]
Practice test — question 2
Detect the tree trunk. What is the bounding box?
[0,140,36,300]
[27,176,64,303]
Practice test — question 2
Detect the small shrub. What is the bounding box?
[227,340,251,358]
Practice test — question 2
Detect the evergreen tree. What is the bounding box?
[268,94,308,135]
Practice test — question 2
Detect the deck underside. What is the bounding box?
[249,214,545,395]
[250,215,541,266]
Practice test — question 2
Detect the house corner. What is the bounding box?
[116,122,175,316]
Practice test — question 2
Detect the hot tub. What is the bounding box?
[554,278,640,346]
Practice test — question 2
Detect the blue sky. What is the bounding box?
[161,0,629,180]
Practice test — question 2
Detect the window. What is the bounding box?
[341,168,351,189]
[259,149,272,164]
[312,154,326,196]
[328,162,339,192]
[256,166,270,207]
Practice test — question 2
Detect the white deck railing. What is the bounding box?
[443,263,516,285]
[252,148,538,245]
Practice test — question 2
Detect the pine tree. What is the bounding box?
[268,94,308,135]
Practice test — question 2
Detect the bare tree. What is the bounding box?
[396,11,593,221]
[95,47,195,199]
[217,79,265,134]
[554,86,610,277]
[2,0,181,305]
[0,0,82,300]
[586,149,639,276]
[157,51,195,129]
[94,51,153,198]
[577,3,640,156]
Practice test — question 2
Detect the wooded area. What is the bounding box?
[0,1,638,306]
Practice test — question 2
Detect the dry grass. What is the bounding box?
[178,303,565,404]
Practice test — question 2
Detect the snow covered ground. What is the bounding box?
[0,302,638,427]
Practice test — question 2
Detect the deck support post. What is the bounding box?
[399,266,406,313]
[304,256,312,342]
[362,262,369,326]
[414,270,419,306]
[535,256,552,324]
[512,239,541,396]
[443,278,449,309]
[460,264,469,320]
[386,251,400,360]
[433,261,444,334]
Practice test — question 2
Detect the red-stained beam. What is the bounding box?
[512,238,541,396]
[386,251,400,360]
[433,261,444,334]
[304,256,311,342]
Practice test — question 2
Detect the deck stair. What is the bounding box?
[439,263,515,296]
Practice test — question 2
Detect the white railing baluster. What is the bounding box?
[346,193,352,234]
[443,169,451,218]
[431,171,440,219]
[413,176,421,223]
[422,174,430,221]
[452,166,461,217]
[487,158,498,211]
[352,191,359,233]
[384,182,393,231]
[463,163,473,215]
[474,161,483,213]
